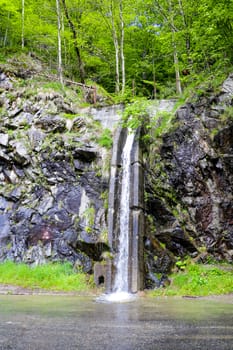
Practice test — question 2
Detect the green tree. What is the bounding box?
[56,0,63,85]
[0,0,233,96]
[61,0,86,84]
[0,0,21,48]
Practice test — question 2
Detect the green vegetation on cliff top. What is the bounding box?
[1,0,233,99]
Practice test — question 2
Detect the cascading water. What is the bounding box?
[97,130,137,303]
[95,100,176,303]
[112,132,135,295]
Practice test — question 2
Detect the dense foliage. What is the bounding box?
[0,0,232,98]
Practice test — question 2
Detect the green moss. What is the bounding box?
[82,206,95,227]
[100,190,109,209]
[152,179,178,207]
[175,257,190,271]
[84,226,92,234]
[62,113,80,120]
[99,228,108,243]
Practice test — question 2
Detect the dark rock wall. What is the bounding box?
[145,75,233,287]
[0,71,110,271]
[1,60,233,289]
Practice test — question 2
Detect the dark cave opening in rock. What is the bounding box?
[98,275,105,285]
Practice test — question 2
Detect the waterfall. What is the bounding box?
[96,127,144,303]
[96,125,144,303]
[94,100,176,303]
[113,132,135,293]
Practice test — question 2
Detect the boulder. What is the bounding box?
[0,133,9,146]
[34,114,66,132]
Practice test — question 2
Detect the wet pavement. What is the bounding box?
[0,294,232,350]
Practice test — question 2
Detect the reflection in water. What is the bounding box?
[0,295,232,350]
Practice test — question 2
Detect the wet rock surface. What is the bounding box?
[0,63,111,271]
[145,74,233,286]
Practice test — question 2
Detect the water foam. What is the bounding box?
[96,292,137,303]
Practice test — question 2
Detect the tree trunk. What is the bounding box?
[110,1,120,94]
[3,12,10,47]
[178,0,192,66]
[119,0,125,94]
[21,0,25,49]
[169,0,182,94]
[113,29,120,94]
[61,0,85,84]
[173,36,182,95]
[56,0,63,85]
[152,57,156,99]
[154,0,182,94]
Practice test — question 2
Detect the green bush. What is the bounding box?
[98,128,113,149]
[122,99,150,129]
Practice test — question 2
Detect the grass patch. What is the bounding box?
[151,263,233,297]
[0,261,93,292]
[42,81,64,92]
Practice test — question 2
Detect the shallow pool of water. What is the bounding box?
[0,295,232,350]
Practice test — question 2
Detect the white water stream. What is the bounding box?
[113,131,135,293]
[98,131,136,303]
[96,100,177,303]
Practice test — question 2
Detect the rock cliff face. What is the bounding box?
[145,75,233,286]
[1,56,233,288]
[0,62,112,271]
